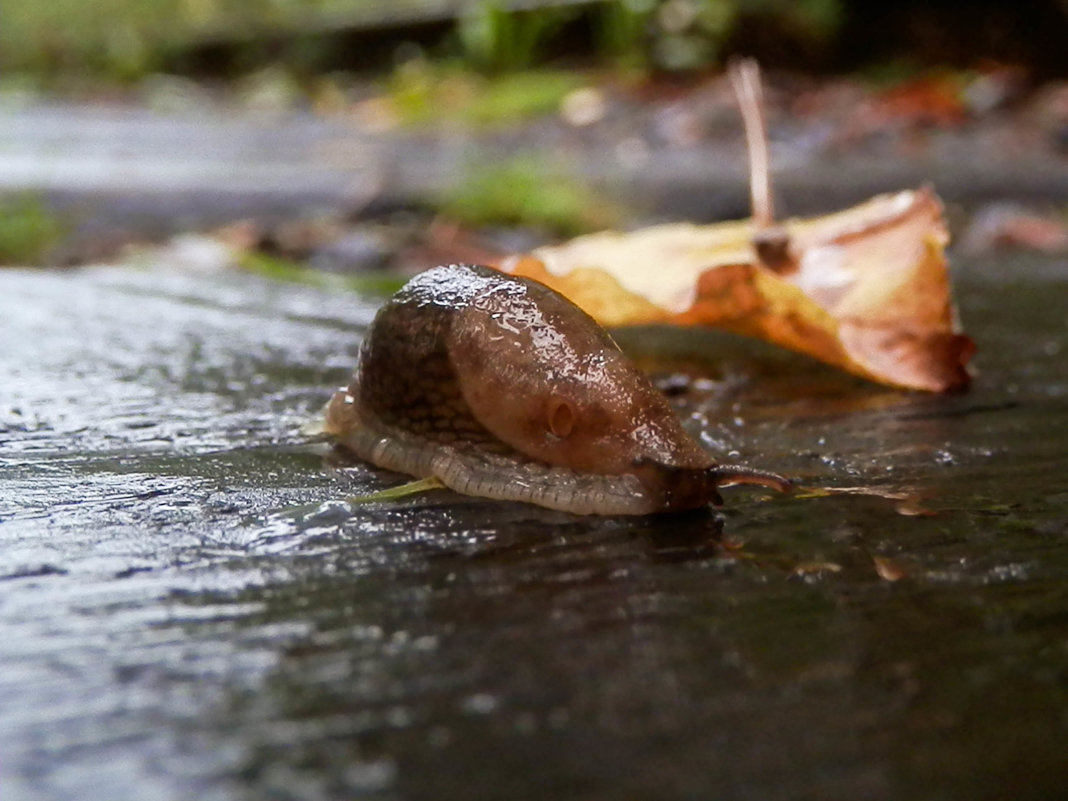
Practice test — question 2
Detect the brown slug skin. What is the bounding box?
[325,264,789,515]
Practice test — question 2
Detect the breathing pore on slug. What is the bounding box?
[324,263,790,515]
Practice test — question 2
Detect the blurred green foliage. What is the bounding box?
[441,157,621,236]
[457,1,581,73]
[0,195,66,265]
[1,1,842,82]
[447,0,843,73]
[599,0,841,71]
[1,0,378,79]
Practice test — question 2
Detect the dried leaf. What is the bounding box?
[872,555,908,582]
[868,74,967,128]
[497,187,974,392]
[961,203,1068,254]
[795,485,911,501]
[893,496,938,517]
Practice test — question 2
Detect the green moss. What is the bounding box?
[465,71,584,124]
[388,62,583,128]
[238,251,322,284]
[0,195,66,265]
[238,250,405,296]
[440,157,621,237]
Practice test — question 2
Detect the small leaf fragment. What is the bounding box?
[348,476,446,505]
[872,555,908,582]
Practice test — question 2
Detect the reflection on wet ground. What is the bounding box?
[2,255,1067,800]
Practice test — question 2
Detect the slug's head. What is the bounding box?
[446,270,714,478]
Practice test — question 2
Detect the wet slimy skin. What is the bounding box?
[325,264,790,515]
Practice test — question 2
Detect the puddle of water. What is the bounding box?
[2,255,1067,800]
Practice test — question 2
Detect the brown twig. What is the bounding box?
[728,58,792,271]
[728,58,773,227]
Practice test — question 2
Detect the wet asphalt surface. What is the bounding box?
[2,249,1068,800]
[5,94,1068,258]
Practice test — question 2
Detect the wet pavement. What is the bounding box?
[2,249,1068,800]
[5,96,1068,254]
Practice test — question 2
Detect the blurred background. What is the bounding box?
[6,6,1068,801]
[5,0,1068,81]
[2,0,1068,268]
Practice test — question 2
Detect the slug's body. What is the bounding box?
[325,264,789,515]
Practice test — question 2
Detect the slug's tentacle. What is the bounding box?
[706,464,794,494]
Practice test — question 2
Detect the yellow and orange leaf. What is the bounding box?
[497,187,973,393]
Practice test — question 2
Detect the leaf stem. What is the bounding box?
[729,57,793,271]
[728,57,774,228]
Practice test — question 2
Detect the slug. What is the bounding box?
[325,263,790,515]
